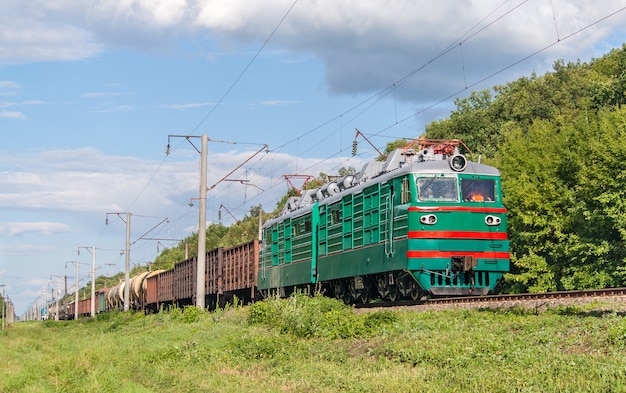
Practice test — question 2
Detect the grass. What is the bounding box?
[1,295,625,392]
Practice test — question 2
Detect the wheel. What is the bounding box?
[397,276,410,298]
[359,285,371,304]
[333,280,352,304]
[342,290,353,305]
[375,274,389,299]
[397,274,420,300]
[387,285,399,302]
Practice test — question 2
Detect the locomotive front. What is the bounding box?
[406,151,510,296]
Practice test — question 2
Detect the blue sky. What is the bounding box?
[2,0,626,316]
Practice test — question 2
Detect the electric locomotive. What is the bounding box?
[258,139,509,302]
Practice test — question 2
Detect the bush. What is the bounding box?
[248,293,397,339]
[180,306,203,323]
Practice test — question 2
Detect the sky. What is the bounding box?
[1,0,626,317]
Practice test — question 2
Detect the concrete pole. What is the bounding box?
[124,212,131,311]
[258,209,262,240]
[64,275,68,317]
[91,246,96,317]
[196,134,208,309]
[1,286,4,329]
[55,287,59,321]
[75,262,79,320]
[42,290,47,320]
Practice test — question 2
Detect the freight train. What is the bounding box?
[54,139,510,318]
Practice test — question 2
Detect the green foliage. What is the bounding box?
[96,310,145,331]
[248,292,397,338]
[425,45,626,293]
[504,253,556,293]
[497,107,626,291]
[377,139,409,161]
[427,89,500,159]
[607,319,626,348]
[179,305,203,323]
[154,304,206,324]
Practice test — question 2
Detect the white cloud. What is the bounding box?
[255,100,301,107]
[92,0,189,28]
[0,98,44,118]
[0,81,20,96]
[2,0,625,100]
[0,222,71,236]
[0,148,197,213]
[0,110,25,119]
[160,102,215,110]
[0,16,101,65]
[0,81,19,89]
[82,92,131,98]
[89,105,134,113]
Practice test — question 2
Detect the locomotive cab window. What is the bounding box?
[461,179,495,202]
[331,209,341,225]
[401,176,411,204]
[417,177,457,201]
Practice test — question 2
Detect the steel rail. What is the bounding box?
[355,287,626,309]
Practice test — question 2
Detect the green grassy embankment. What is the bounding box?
[1,294,625,392]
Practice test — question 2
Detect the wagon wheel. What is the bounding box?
[359,280,372,304]
[375,274,389,299]
[400,276,420,301]
[342,288,354,305]
[386,285,399,302]
[349,279,361,304]
[334,280,352,305]
[332,280,343,300]
[409,283,421,301]
[397,276,411,298]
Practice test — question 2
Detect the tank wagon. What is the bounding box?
[259,140,510,302]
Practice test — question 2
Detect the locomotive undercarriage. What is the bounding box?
[329,270,427,304]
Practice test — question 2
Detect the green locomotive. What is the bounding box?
[259,140,509,302]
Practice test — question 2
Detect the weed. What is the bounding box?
[180,305,203,323]
[248,293,397,338]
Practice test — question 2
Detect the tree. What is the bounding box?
[377,139,409,161]
[496,118,574,292]
[426,90,499,159]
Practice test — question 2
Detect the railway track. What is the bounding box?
[355,287,626,310]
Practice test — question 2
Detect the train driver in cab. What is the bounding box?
[462,180,494,202]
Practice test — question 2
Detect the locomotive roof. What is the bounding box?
[264,147,500,225]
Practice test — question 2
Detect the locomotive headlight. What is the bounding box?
[449,154,467,172]
[485,215,501,226]
[420,214,437,225]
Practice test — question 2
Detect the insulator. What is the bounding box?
[352,140,358,156]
